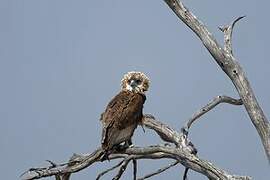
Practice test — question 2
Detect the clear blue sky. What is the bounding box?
[1,0,269,179]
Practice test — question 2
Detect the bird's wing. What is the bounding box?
[100,91,145,150]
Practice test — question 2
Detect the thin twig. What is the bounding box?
[96,159,125,180]
[112,157,132,180]
[45,160,62,180]
[21,148,104,180]
[184,95,242,130]
[137,161,179,180]
[183,167,189,180]
[133,159,137,180]
[219,16,246,55]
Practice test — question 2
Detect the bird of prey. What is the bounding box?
[100,71,150,156]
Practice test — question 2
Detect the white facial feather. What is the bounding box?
[121,71,150,93]
[126,84,133,91]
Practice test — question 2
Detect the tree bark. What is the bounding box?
[163,0,270,162]
[21,115,251,180]
[21,1,269,179]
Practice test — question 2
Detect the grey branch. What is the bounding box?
[137,160,179,180]
[21,1,268,179]
[185,95,243,130]
[112,156,132,180]
[142,114,183,146]
[132,159,137,180]
[219,16,246,55]
[22,115,250,180]
[164,0,270,162]
[96,159,125,180]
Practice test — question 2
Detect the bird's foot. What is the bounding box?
[115,140,133,151]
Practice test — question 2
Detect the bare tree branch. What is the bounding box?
[143,114,197,155]
[219,16,246,55]
[22,115,251,180]
[126,146,250,180]
[132,159,137,180]
[96,159,125,180]
[164,0,270,162]
[142,114,182,146]
[112,156,132,180]
[184,95,242,131]
[183,167,189,180]
[137,160,179,180]
[22,1,268,179]
[21,149,104,180]
[22,146,251,180]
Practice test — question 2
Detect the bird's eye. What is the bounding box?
[136,79,142,84]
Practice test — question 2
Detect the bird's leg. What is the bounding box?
[123,139,134,149]
[115,139,133,152]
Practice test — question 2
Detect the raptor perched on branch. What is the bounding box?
[100,71,150,157]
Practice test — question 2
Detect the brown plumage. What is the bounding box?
[100,71,150,153]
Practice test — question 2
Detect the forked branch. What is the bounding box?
[137,160,179,180]
[22,1,269,179]
[219,16,246,55]
[164,0,270,162]
[96,159,126,180]
[21,115,250,180]
[112,156,133,180]
[184,95,242,131]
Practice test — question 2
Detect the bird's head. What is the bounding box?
[121,71,150,93]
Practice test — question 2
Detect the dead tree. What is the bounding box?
[21,0,269,180]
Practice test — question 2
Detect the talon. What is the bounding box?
[129,144,134,148]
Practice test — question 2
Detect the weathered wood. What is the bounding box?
[21,115,250,180]
[22,1,269,179]
[183,95,242,130]
[164,0,270,162]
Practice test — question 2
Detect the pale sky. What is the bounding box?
[1,0,270,179]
